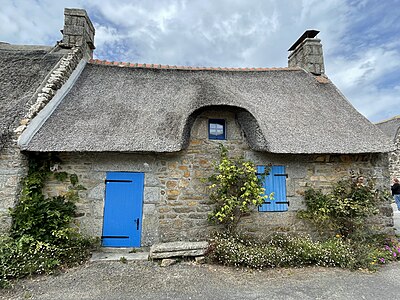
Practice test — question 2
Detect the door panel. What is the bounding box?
[102,172,144,247]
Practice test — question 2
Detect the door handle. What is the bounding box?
[135,218,139,230]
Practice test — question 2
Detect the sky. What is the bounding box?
[1,0,399,123]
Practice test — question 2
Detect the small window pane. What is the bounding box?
[208,119,226,140]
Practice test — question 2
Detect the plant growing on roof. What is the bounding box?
[206,145,269,231]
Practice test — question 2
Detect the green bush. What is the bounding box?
[349,235,400,270]
[0,235,93,288]
[297,178,386,237]
[208,177,400,271]
[0,156,95,288]
[10,195,77,242]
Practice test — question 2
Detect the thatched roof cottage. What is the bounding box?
[0,8,394,247]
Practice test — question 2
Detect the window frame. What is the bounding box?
[208,119,226,140]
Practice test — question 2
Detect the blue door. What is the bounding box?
[102,172,144,247]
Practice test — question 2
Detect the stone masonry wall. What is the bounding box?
[0,139,27,234]
[39,110,392,246]
[389,133,400,179]
[240,151,392,238]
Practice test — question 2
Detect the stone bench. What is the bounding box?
[149,241,208,259]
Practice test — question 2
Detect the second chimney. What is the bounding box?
[60,8,95,59]
[288,30,325,75]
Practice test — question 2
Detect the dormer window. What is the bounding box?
[208,119,226,140]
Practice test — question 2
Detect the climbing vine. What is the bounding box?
[10,155,85,241]
[206,145,269,231]
[1,154,94,288]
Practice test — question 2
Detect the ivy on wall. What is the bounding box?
[0,154,94,288]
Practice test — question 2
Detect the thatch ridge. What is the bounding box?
[0,44,64,149]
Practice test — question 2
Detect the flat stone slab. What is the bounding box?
[149,241,208,259]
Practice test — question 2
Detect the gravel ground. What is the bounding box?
[1,260,400,300]
[2,206,399,300]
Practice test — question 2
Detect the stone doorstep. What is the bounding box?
[90,247,149,262]
[98,247,150,253]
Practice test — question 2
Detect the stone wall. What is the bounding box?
[240,151,392,237]
[389,134,400,179]
[0,139,27,233]
[38,110,392,246]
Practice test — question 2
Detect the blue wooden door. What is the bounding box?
[102,172,144,247]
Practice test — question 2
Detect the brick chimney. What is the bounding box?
[60,8,95,59]
[288,30,324,75]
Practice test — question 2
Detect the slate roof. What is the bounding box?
[376,116,400,142]
[0,43,65,149]
[21,60,392,154]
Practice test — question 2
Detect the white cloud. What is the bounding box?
[328,47,400,122]
[0,0,84,45]
[93,24,122,48]
[0,0,399,122]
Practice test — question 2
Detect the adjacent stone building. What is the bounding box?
[376,116,400,180]
[0,8,95,233]
[0,8,395,247]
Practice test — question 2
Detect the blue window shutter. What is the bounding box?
[273,166,288,211]
[258,165,288,212]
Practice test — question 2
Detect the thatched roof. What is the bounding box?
[376,116,400,142]
[21,61,392,154]
[0,43,64,149]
